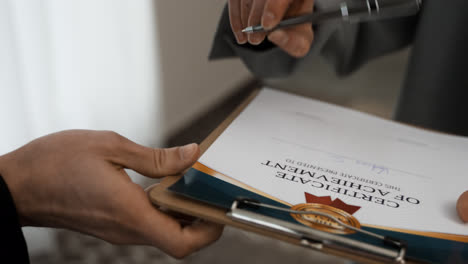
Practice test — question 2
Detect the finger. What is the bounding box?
[172,221,224,258]
[142,207,223,258]
[457,191,468,222]
[267,24,314,58]
[228,0,247,44]
[262,0,293,30]
[285,0,314,17]
[241,0,253,30]
[150,144,200,177]
[247,0,267,45]
[110,134,200,177]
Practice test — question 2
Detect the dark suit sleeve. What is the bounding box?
[0,173,30,264]
[395,0,468,136]
[209,5,418,78]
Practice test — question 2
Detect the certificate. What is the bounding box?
[198,88,468,241]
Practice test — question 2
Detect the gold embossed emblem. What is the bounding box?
[290,203,361,234]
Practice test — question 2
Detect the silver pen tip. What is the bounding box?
[242,27,252,33]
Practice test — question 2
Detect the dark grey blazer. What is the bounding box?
[210,0,468,136]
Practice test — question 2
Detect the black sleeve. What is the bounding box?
[394,0,468,136]
[0,173,30,264]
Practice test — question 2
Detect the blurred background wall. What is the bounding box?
[0,0,409,262]
[153,0,252,136]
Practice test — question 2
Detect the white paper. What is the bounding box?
[199,88,468,236]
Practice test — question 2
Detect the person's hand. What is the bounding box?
[457,191,468,223]
[0,130,222,258]
[228,0,315,58]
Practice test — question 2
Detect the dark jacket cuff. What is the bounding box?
[0,173,29,264]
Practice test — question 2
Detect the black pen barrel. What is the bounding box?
[246,0,421,33]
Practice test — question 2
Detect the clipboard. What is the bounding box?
[148,88,465,264]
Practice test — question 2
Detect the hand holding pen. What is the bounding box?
[228,0,315,58]
[228,0,421,58]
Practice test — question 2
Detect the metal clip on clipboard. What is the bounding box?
[227,199,408,264]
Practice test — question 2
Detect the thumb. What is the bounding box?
[112,138,200,178]
[151,143,200,177]
[456,191,468,223]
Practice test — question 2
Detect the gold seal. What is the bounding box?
[290,203,361,234]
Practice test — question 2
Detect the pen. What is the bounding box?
[242,0,422,34]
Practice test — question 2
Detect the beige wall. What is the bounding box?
[153,1,252,140]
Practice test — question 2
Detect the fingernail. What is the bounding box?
[262,11,276,29]
[248,34,263,45]
[179,143,197,161]
[268,30,288,46]
[235,32,247,44]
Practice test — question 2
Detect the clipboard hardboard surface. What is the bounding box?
[148,89,433,264]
